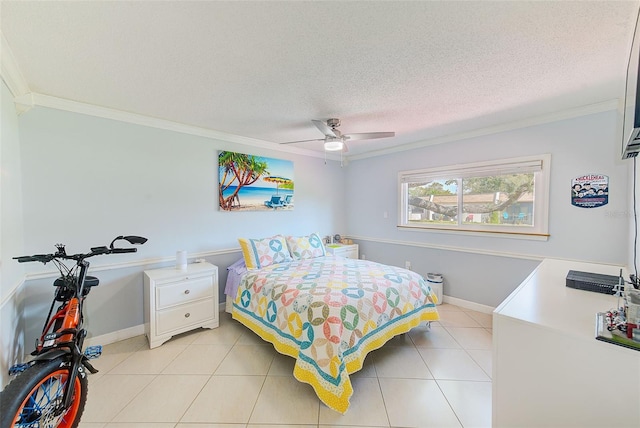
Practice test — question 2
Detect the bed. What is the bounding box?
[226,234,439,413]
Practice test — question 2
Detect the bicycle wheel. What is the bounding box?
[0,357,88,428]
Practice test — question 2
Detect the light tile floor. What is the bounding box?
[79,303,492,428]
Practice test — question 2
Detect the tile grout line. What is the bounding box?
[89,306,492,427]
[373,355,393,428]
[411,331,464,426]
[416,315,493,427]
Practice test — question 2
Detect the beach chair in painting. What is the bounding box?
[282,194,293,206]
[264,195,284,208]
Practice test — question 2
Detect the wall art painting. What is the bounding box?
[218,151,294,211]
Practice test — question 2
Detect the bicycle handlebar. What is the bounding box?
[14,255,54,263]
[13,235,147,264]
[111,248,137,254]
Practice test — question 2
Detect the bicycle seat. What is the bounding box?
[54,276,99,288]
[84,276,100,287]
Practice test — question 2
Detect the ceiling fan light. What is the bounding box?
[324,138,344,151]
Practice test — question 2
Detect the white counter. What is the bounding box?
[492,258,640,427]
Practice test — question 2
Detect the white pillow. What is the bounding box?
[285,233,326,260]
[238,235,292,270]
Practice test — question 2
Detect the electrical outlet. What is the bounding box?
[405,261,411,270]
[361,254,366,260]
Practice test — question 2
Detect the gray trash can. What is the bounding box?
[426,273,443,305]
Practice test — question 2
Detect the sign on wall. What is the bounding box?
[571,174,608,208]
[218,151,294,212]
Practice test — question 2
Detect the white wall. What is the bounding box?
[6,102,634,357]
[1,81,26,387]
[14,106,347,343]
[18,107,346,255]
[345,109,630,306]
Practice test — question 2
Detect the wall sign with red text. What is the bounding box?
[571,174,608,208]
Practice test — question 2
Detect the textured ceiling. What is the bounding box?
[1,1,639,157]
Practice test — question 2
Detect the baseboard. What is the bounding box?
[83,304,231,347]
[442,295,495,314]
[84,324,145,347]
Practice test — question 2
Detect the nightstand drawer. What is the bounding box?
[156,276,213,309]
[326,244,359,259]
[339,247,358,259]
[156,298,215,335]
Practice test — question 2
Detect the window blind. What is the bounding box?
[400,159,543,183]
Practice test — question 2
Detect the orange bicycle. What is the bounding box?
[0,235,147,428]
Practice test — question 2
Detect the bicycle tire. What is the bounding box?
[0,357,88,428]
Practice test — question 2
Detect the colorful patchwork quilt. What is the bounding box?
[231,256,439,413]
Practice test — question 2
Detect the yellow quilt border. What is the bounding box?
[232,307,439,413]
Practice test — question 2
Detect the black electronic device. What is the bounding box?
[566,270,622,295]
[622,8,640,159]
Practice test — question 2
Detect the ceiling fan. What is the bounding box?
[282,118,395,152]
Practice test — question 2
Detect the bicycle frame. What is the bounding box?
[38,260,89,349]
[8,235,147,418]
[33,259,92,410]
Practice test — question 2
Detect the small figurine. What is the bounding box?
[606,308,627,333]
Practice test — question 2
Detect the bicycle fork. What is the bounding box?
[60,332,86,411]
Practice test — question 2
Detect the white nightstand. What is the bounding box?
[326,243,359,259]
[143,262,219,348]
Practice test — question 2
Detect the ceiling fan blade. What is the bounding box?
[312,119,336,137]
[280,139,325,145]
[344,132,395,141]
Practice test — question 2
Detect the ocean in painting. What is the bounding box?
[222,186,294,205]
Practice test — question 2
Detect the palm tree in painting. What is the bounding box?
[218,151,269,210]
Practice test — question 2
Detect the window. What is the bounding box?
[398,155,550,238]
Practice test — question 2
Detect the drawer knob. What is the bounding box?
[184,313,191,318]
[184,289,190,295]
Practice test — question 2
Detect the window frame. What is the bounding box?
[398,154,551,239]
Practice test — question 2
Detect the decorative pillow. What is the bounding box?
[238,235,293,270]
[285,233,326,260]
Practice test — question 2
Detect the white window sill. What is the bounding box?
[397,225,550,241]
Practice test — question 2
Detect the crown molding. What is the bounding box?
[1,32,30,96]
[19,92,340,161]
[5,50,617,164]
[347,99,620,161]
[0,32,33,115]
[13,92,34,115]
